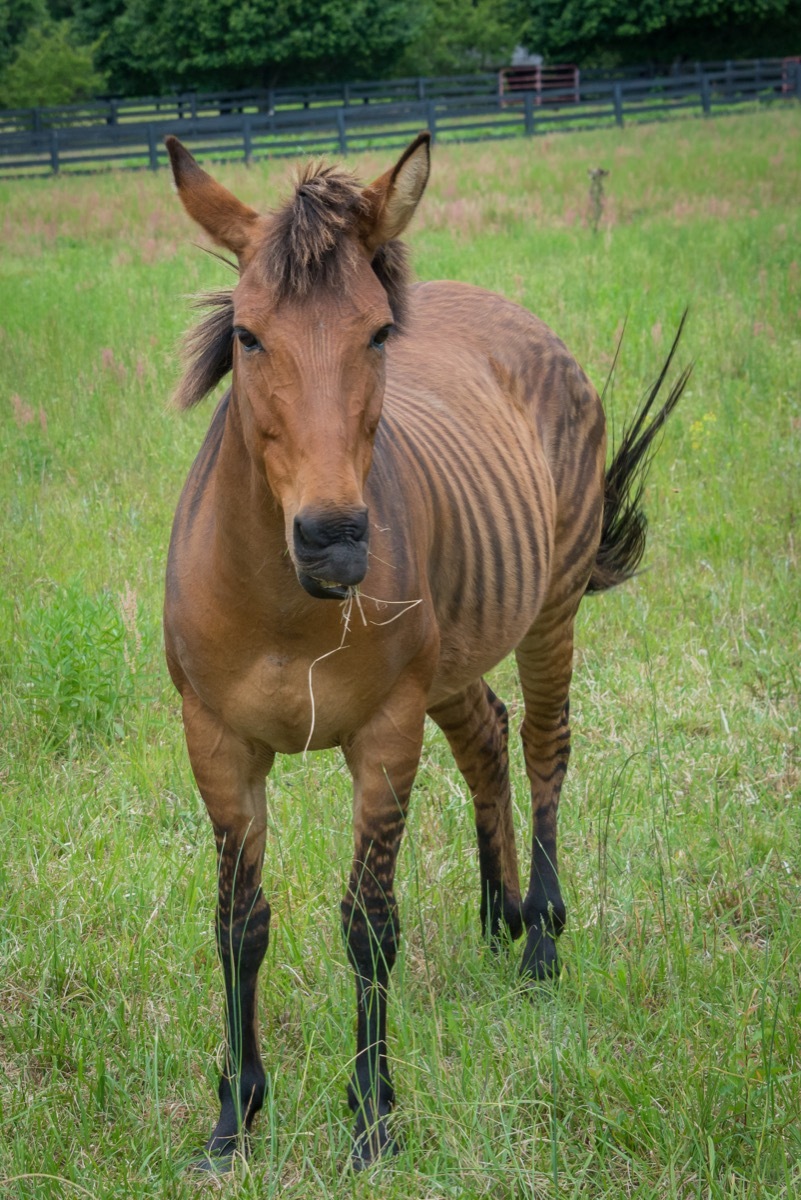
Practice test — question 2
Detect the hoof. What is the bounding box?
[519,925,560,984]
[187,1149,238,1176]
[187,1132,249,1175]
[351,1117,397,1172]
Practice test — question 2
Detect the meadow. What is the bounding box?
[0,108,799,1199]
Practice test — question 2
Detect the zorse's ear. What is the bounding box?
[165,136,261,267]
[360,132,431,254]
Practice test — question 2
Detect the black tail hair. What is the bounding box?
[586,311,691,594]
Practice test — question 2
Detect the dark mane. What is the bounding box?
[175,163,411,409]
[173,290,234,410]
[261,162,410,323]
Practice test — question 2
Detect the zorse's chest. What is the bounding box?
[167,596,429,754]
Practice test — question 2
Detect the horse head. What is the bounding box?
[166,133,430,600]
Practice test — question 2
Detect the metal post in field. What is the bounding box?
[427,100,437,141]
[613,82,624,127]
[243,114,252,162]
[417,78,426,101]
[336,109,348,154]
[148,123,159,169]
[701,74,712,116]
[343,83,351,106]
[524,91,535,136]
[49,129,59,173]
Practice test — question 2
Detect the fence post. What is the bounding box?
[49,129,59,173]
[417,77,426,100]
[700,74,711,115]
[524,91,535,136]
[147,123,159,170]
[426,100,437,141]
[336,109,348,154]
[613,82,624,127]
[796,62,801,101]
[343,83,351,106]
[243,114,252,162]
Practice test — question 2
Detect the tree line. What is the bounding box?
[1,0,799,108]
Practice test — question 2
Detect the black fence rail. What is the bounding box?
[0,74,503,135]
[1,61,798,179]
[2,57,797,135]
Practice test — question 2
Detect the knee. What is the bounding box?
[217,890,271,970]
[341,898,399,975]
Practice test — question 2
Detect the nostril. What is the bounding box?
[294,514,312,548]
[351,508,369,541]
[294,508,370,551]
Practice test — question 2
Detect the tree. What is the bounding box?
[0,0,47,70]
[88,0,423,95]
[514,0,801,66]
[0,18,105,106]
[398,0,518,76]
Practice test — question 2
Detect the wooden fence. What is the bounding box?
[1,59,798,179]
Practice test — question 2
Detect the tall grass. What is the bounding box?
[1,109,799,1198]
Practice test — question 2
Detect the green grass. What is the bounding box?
[1,108,800,1199]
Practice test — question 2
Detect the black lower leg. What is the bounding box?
[520,701,569,983]
[520,829,565,981]
[206,882,271,1160]
[342,894,398,1170]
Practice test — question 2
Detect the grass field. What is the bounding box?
[1,108,800,1199]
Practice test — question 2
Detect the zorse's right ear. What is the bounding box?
[165,136,261,268]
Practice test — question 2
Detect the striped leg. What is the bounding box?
[341,679,427,1170]
[515,611,575,982]
[429,680,522,943]
[181,691,274,1168]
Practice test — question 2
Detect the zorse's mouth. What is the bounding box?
[298,574,352,601]
[292,506,370,601]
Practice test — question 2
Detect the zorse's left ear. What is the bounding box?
[165,135,261,267]
[360,132,431,254]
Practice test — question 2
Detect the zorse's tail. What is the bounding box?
[586,311,691,594]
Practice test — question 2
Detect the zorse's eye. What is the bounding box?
[233,326,263,353]
[370,325,393,350]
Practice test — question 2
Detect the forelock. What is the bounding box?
[258,163,368,299]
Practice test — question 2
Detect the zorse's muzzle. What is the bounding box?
[293,507,369,599]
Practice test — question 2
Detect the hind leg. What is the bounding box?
[515,607,576,981]
[429,680,522,943]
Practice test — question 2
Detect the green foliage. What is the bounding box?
[398,0,518,75]
[13,579,150,750]
[0,18,105,106]
[515,0,801,65]
[0,0,46,70]
[88,0,423,96]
